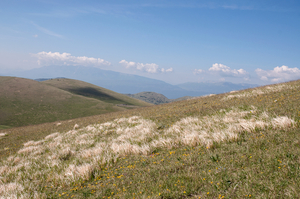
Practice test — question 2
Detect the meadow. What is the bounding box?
[0,80,300,198]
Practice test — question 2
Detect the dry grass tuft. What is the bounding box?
[0,182,26,199]
[0,133,7,137]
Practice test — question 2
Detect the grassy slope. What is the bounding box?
[0,76,130,127]
[1,80,300,198]
[125,92,172,104]
[42,78,152,107]
[125,92,201,104]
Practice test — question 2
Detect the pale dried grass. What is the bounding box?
[0,182,25,198]
[272,116,295,129]
[0,133,7,137]
[65,163,94,181]
[44,132,59,140]
[17,146,42,155]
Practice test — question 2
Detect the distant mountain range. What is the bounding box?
[4,65,258,99]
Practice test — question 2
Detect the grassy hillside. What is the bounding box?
[42,78,152,107]
[1,80,300,198]
[0,77,150,128]
[125,91,197,104]
[125,92,173,104]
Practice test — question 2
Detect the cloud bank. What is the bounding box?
[193,69,203,74]
[208,63,247,77]
[119,60,173,73]
[256,65,300,82]
[33,51,111,67]
[194,63,249,81]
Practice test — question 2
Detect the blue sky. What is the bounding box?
[1,0,300,84]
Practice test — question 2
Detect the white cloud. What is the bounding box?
[119,60,173,73]
[33,34,38,38]
[166,68,173,72]
[193,69,203,74]
[255,65,300,82]
[33,51,111,67]
[208,63,248,77]
[193,63,249,82]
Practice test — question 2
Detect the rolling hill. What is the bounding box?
[0,76,151,128]
[41,78,151,106]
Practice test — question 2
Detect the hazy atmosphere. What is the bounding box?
[1,0,300,85]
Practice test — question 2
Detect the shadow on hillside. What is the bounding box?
[68,87,131,105]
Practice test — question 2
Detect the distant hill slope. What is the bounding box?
[124,82,258,105]
[42,78,152,107]
[176,82,258,94]
[125,92,172,105]
[8,65,203,99]
[0,77,151,128]
[6,65,259,99]
[125,92,200,104]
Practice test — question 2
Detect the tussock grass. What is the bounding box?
[1,80,300,198]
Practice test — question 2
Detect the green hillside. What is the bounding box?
[0,76,151,128]
[42,78,152,107]
[1,80,300,198]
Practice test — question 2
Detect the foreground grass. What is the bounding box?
[51,127,300,198]
[1,80,300,198]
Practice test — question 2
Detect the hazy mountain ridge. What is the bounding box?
[7,65,198,99]
[5,65,258,99]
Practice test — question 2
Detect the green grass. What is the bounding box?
[0,125,11,130]
[1,80,300,198]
